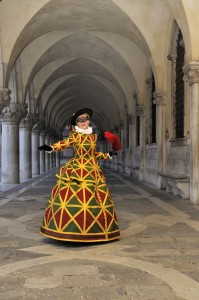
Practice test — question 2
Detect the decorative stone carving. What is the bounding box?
[127,115,134,124]
[146,78,153,91]
[183,63,199,85]
[32,121,41,133]
[136,105,145,116]
[153,92,166,106]
[20,113,37,129]
[1,103,27,123]
[0,88,11,112]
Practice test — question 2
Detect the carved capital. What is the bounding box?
[153,92,166,106]
[1,103,27,123]
[40,130,46,138]
[0,88,11,112]
[167,54,177,63]
[183,63,199,85]
[32,121,41,133]
[20,113,37,129]
[127,115,135,124]
[136,105,145,116]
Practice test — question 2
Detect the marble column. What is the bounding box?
[1,103,27,183]
[39,131,46,173]
[45,133,50,171]
[19,114,36,179]
[118,121,124,173]
[56,152,60,168]
[0,89,11,169]
[153,92,166,188]
[32,122,40,176]
[183,62,199,204]
[49,136,54,170]
[137,106,146,181]
[128,116,135,176]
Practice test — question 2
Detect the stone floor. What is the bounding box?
[1,166,199,300]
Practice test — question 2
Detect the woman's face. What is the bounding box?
[76,113,90,129]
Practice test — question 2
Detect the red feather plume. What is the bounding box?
[104,131,122,151]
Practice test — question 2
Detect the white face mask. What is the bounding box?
[75,126,93,134]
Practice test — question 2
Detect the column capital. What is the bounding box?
[20,113,37,129]
[183,62,199,85]
[167,54,177,63]
[127,115,135,124]
[40,130,46,137]
[0,88,11,112]
[153,92,166,106]
[136,105,145,116]
[1,103,27,123]
[32,121,41,133]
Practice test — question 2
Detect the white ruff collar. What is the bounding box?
[75,126,93,134]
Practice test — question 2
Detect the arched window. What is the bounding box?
[169,23,185,139]
[175,29,185,138]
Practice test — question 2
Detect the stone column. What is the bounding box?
[183,62,199,204]
[32,122,40,176]
[0,89,11,168]
[19,114,35,179]
[49,136,54,170]
[39,130,46,173]
[128,116,135,176]
[45,133,50,171]
[137,106,146,181]
[1,103,26,183]
[56,152,60,167]
[153,92,166,188]
[118,121,124,173]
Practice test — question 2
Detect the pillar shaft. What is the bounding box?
[137,106,146,181]
[45,134,50,171]
[153,92,166,188]
[20,127,32,179]
[40,131,45,173]
[32,131,40,175]
[19,114,36,179]
[184,63,199,204]
[1,103,26,183]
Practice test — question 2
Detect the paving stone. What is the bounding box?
[0,167,199,299]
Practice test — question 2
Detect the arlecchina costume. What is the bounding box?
[40,108,120,242]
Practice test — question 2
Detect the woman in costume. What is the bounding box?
[38,108,120,242]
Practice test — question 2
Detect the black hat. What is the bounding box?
[70,108,93,125]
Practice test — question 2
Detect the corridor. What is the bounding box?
[0,166,199,300]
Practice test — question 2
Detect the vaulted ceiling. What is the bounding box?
[0,0,192,135]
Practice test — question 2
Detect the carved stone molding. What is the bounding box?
[127,115,135,124]
[0,88,11,112]
[40,130,46,138]
[32,121,41,133]
[183,63,199,85]
[153,92,166,106]
[136,105,145,116]
[20,113,37,129]
[167,54,177,63]
[1,103,27,123]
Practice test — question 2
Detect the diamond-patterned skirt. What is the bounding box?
[40,179,120,242]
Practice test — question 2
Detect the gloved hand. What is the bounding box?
[109,150,118,157]
[38,144,53,152]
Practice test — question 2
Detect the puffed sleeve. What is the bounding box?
[95,152,110,160]
[51,132,77,152]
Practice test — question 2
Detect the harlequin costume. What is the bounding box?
[40,108,120,242]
